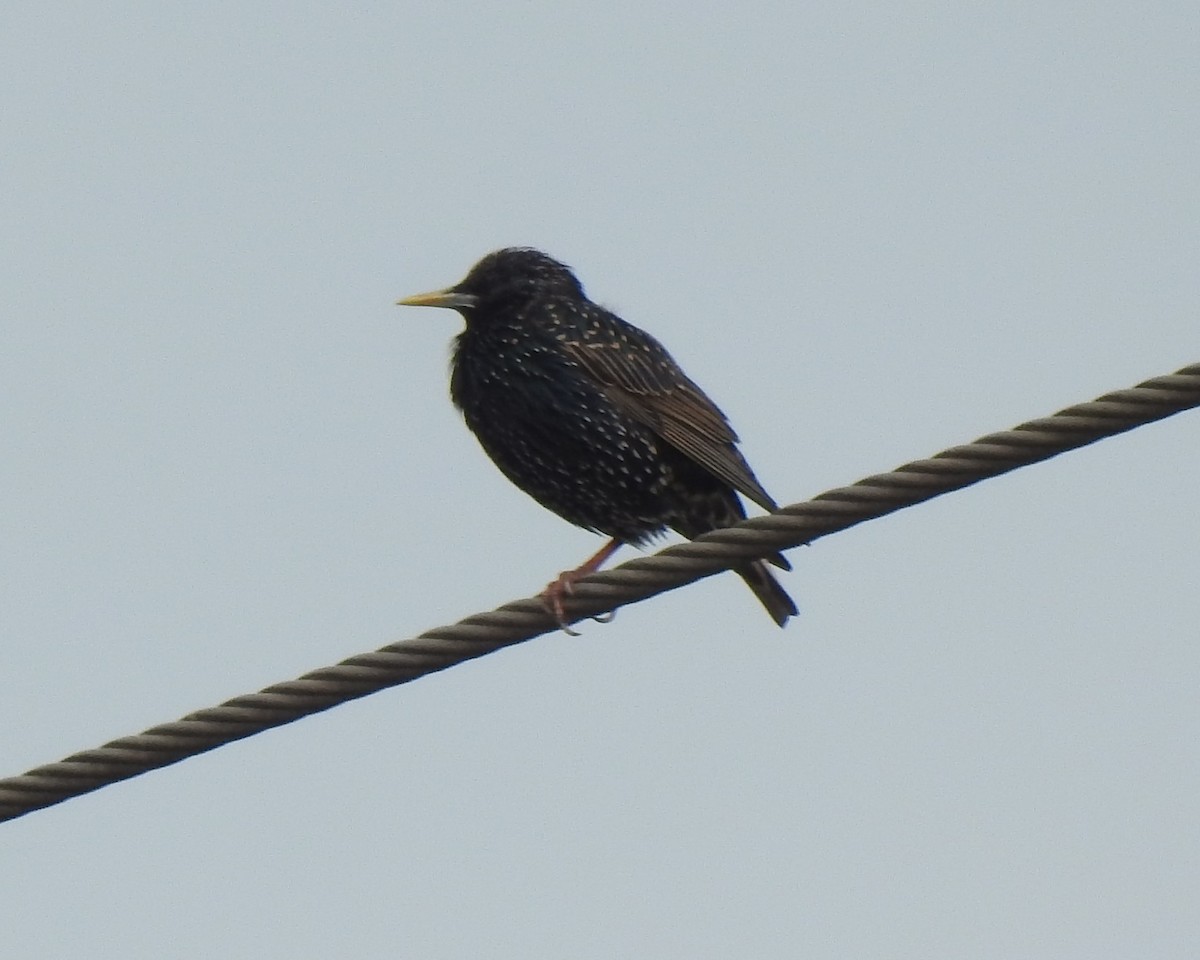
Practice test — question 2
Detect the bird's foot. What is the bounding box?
[540,538,624,635]
[539,572,618,635]
[541,571,584,636]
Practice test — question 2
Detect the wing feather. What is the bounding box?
[563,324,778,512]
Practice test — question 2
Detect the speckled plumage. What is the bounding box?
[399,247,796,626]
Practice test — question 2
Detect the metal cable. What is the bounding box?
[2,361,1198,823]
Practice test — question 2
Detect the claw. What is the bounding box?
[541,572,583,636]
[539,537,625,635]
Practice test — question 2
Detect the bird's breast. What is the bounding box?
[451,329,579,416]
[445,324,693,541]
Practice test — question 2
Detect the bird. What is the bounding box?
[397,247,796,629]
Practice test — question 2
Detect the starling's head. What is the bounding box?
[397,248,586,321]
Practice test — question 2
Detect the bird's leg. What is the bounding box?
[541,538,624,634]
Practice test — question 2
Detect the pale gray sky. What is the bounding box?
[2,3,1198,957]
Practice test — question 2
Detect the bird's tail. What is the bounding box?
[736,557,798,627]
[670,488,798,628]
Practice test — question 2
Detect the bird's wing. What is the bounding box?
[563,320,778,512]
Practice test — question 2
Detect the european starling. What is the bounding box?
[398,248,796,628]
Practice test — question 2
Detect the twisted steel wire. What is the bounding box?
[2,361,1197,823]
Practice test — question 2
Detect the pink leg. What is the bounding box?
[541,538,624,634]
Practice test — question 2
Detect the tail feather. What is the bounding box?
[666,485,796,626]
[736,559,798,627]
